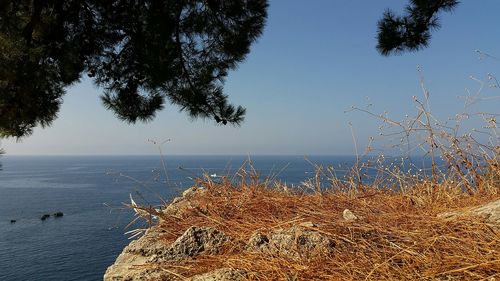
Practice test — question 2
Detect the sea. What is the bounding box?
[0,155,375,281]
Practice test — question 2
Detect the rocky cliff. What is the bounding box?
[104,186,500,281]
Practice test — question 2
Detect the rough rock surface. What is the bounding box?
[104,187,229,281]
[104,227,173,281]
[104,226,229,281]
[437,198,500,224]
[164,226,229,261]
[163,187,203,217]
[246,225,336,259]
[106,186,499,280]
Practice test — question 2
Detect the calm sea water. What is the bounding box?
[0,155,365,281]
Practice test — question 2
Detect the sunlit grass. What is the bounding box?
[126,68,499,280]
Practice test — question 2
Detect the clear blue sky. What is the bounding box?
[3,0,499,155]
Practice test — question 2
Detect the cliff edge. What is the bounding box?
[104,184,499,281]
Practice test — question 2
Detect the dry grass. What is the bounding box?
[145,164,499,280]
[129,68,499,280]
[128,165,500,281]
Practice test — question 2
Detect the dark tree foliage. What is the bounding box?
[0,0,268,138]
[377,0,459,56]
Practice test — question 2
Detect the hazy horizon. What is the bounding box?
[3,0,499,155]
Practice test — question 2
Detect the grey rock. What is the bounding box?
[247,226,336,259]
[160,226,230,262]
[182,186,199,198]
[104,228,170,281]
[163,187,205,218]
[437,198,500,224]
[104,226,230,281]
[105,187,227,281]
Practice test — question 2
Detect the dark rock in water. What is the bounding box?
[10,219,16,223]
[41,214,50,220]
[53,212,64,218]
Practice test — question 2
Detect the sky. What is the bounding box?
[3,0,499,155]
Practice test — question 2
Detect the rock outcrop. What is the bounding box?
[104,226,230,281]
[104,227,173,281]
[104,185,338,280]
[246,225,336,259]
[105,187,500,280]
[437,198,500,224]
[105,223,339,280]
[104,187,231,281]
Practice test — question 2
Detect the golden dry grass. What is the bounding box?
[134,80,500,280]
[145,165,499,281]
